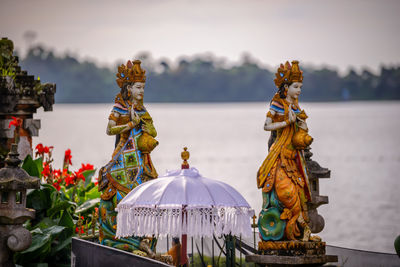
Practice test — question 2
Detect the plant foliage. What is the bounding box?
[15,144,100,266]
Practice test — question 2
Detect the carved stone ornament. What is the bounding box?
[0,37,56,166]
[0,144,40,267]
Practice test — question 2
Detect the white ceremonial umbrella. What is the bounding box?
[116,150,254,239]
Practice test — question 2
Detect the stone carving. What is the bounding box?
[0,37,56,166]
[0,144,40,267]
[304,148,330,234]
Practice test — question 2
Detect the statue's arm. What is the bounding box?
[264,116,288,131]
[106,111,134,135]
[264,105,298,131]
[142,117,157,137]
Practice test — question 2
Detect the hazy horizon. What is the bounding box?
[1,0,400,75]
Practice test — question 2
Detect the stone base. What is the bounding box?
[245,254,338,266]
[258,241,326,256]
[251,241,338,266]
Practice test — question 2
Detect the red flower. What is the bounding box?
[53,169,61,178]
[43,146,54,154]
[74,171,85,182]
[52,182,61,191]
[93,175,99,186]
[35,144,44,154]
[42,162,51,177]
[8,116,22,128]
[65,173,75,186]
[78,163,94,173]
[75,226,84,234]
[65,171,85,186]
[64,149,72,165]
[35,144,54,157]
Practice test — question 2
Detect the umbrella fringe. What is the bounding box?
[116,206,254,239]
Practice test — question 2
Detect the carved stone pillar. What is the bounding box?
[304,147,331,234]
[0,37,56,166]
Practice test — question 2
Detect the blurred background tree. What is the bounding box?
[18,45,400,103]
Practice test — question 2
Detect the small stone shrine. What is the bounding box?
[304,147,330,235]
[0,143,40,267]
[0,37,56,166]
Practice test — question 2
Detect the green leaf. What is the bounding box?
[21,233,51,254]
[39,240,52,262]
[47,200,76,218]
[42,225,66,236]
[78,188,86,198]
[58,214,74,245]
[52,236,72,254]
[65,186,74,200]
[75,198,100,214]
[22,154,40,178]
[82,169,96,188]
[85,186,101,200]
[23,226,66,260]
[35,217,57,229]
[85,182,95,191]
[27,189,51,211]
[34,157,43,178]
[26,264,48,267]
[47,211,74,257]
[50,189,59,203]
[58,210,74,229]
[41,183,57,192]
[31,228,43,235]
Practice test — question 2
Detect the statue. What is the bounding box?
[98,60,158,253]
[257,60,319,243]
[247,61,339,265]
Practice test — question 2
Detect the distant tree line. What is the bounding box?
[19,45,400,103]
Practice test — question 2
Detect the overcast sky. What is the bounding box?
[1,0,399,73]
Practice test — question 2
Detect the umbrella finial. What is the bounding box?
[181,147,190,169]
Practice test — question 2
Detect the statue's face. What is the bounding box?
[286,82,302,99]
[128,82,145,101]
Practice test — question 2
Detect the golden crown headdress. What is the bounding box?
[274,60,303,88]
[116,60,146,88]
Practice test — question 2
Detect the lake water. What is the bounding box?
[32,102,400,254]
